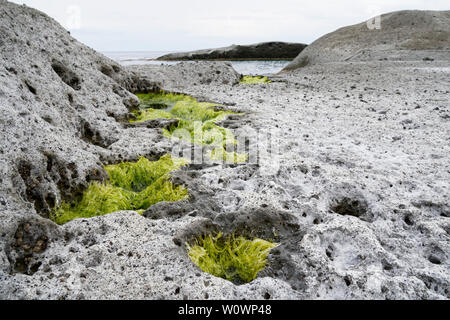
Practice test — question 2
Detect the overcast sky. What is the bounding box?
[9,0,450,52]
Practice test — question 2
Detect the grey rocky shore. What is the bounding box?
[0,1,449,300]
[283,10,450,70]
[156,42,308,61]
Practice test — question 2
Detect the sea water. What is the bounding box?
[103,51,290,76]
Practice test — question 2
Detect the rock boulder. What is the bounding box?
[283,10,450,71]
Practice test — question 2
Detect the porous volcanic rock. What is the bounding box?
[0,0,294,300]
[1,1,449,300]
[127,61,242,91]
[0,0,163,220]
[283,10,450,71]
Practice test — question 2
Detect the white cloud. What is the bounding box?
[8,0,450,51]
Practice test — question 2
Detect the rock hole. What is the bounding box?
[331,197,369,220]
[9,221,50,275]
[67,93,74,104]
[325,245,335,260]
[344,276,352,286]
[428,255,442,265]
[17,160,32,180]
[112,85,127,98]
[6,67,17,75]
[29,261,42,274]
[13,254,33,274]
[41,116,53,124]
[80,120,113,148]
[99,65,114,78]
[17,160,50,215]
[44,193,56,210]
[382,259,394,271]
[24,80,36,95]
[51,60,81,91]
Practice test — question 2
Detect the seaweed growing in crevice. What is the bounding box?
[239,75,271,85]
[51,154,189,225]
[170,204,304,287]
[132,92,247,163]
[208,147,248,164]
[135,92,190,113]
[187,232,277,284]
[330,196,373,222]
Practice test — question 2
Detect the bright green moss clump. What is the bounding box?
[51,155,189,225]
[209,147,248,163]
[187,233,277,283]
[240,75,271,84]
[131,108,175,122]
[166,119,237,148]
[133,92,247,163]
[136,92,190,110]
[133,93,232,126]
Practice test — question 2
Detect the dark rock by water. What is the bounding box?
[157,42,308,61]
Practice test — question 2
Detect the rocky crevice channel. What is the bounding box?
[124,89,290,285]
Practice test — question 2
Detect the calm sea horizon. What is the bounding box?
[102,51,291,76]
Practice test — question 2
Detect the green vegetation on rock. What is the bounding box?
[131,108,175,122]
[209,147,248,163]
[51,155,189,225]
[133,92,247,163]
[165,119,237,148]
[187,233,277,283]
[240,75,271,84]
[136,92,190,110]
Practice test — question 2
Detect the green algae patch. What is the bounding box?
[133,92,247,163]
[165,120,237,147]
[187,233,277,284]
[51,155,189,225]
[209,147,248,164]
[240,75,271,84]
[131,109,175,122]
[133,93,232,124]
[171,101,230,122]
[136,92,192,110]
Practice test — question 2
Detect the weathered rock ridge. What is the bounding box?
[283,10,450,71]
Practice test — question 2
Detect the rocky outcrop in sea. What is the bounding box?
[157,42,308,61]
